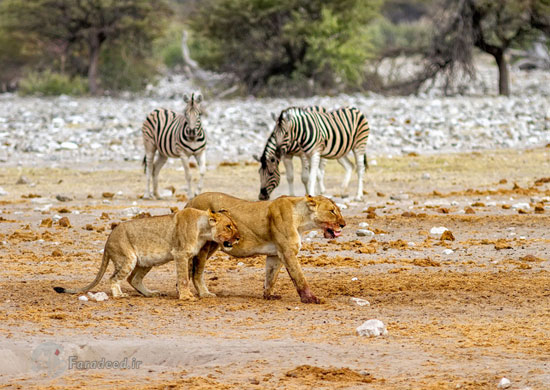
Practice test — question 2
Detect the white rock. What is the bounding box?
[512,202,530,210]
[430,226,448,235]
[237,262,245,267]
[0,187,6,196]
[59,141,78,150]
[498,378,511,389]
[87,291,109,302]
[336,202,347,210]
[78,295,89,302]
[123,207,140,217]
[34,204,52,212]
[350,297,370,306]
[443,249,454,255]
[351,277,358,281]
[358,222,369,228]
[408,241,416,246]
[390,193,409,201]
[52,214,62,222]
[356,319,388,337]
[422,172,431,180]
[307,231,319,238]
[356,229,375,237]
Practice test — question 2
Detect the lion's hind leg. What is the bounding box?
[127,266,159,297]
[263,255,283,300]
[109,253,137,298]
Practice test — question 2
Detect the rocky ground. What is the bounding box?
[0,60,549,172]
[0,147,549,389]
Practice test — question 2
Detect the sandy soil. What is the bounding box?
[0,147,549,389]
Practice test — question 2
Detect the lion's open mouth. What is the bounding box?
[324,228,342,239]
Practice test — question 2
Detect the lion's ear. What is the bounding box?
[306,195,317,210]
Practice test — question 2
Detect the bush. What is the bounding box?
[189,0,382,95]
[99,44,160,92]
[18,71,88,96]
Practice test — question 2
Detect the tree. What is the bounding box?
[0,0,171,94]
[400,0,550,96]
[189,0,382,94]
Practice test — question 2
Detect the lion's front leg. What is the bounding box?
[192,242,219,298]
[278,245,320,304]
[174,250,196,301]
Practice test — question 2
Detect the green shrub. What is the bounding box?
[18,71,88,96]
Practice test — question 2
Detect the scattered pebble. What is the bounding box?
[307,231,319,238]
[87,292,109,302]
[56,194,72,202]
[358,222,369,228]
[443,249,454,255]
[390,193,409,201]
[422,172,431,180]
[237,262,245,267]
[512,202,530,210]
[0,187,7,196]
[351,277,358,281]
[356,229,375,237]
[78,295,89,302]
[356,319,388,337]
[350,297,370,306]
[498,378,511,389]
[430,226,448,236]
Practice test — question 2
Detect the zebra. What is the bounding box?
[141,93,206,199]
[271,106,369,200]
[256,106,354,200]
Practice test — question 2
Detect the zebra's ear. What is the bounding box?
[195,94,203,103]
[271,112,278,122]
[253,154,261,162]
[183,94,190,103]
[282,111,291,122]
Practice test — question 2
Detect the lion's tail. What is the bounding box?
[53,249,110,294]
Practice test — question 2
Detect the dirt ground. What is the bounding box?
[0,147,549,389]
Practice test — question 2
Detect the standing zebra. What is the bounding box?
[272,106,369,200]
[257,106,354,200]
[142,93,206,199]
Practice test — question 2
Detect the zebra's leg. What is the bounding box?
[300,155,310,194]
[337,155,354,197]
[143,144,157,199]
[196,150,206,196]
[316,158,327,195]
[283,156,295,196]
[353,149,367,201]
[152,154,168,199]
[307,152,321,196]
[180,154,194,198]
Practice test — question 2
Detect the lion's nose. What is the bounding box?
[223,241,233,248]
[340,222,346,228]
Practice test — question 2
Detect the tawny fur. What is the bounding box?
[53,208,239,300]
[186,192,345,303]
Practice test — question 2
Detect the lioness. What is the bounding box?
[186,192,346,303]
[53,208,239,300]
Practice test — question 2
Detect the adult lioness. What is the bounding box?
[53,208,239,300]
[186,192,346,303]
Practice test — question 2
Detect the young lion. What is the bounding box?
[186,192,346,303]
[53,208,239,300]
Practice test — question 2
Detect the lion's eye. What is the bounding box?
[331,210,336,215]
[226,225,232,229]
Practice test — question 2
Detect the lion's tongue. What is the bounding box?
[333,230,342,237]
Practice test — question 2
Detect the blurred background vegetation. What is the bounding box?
[0,0,548,96]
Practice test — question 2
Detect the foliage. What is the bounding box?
[18,71,88,96]
[189,0,382,94]
[0,0,172,94]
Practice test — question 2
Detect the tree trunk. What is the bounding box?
[88,43,100,95]
[494,50,510,96]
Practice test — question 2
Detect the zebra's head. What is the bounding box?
[183,93,203,140]
[257,148,281,200]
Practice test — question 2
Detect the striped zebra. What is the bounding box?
[142,93,206,199]
[256,106,354,200]
[272,106,369,200]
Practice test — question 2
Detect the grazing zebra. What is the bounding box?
[256,106,354,200]
[142,93,206,199]
[272,106,369,200]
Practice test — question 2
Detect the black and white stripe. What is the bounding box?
[271,106,370,200]
[142,93,206,199]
